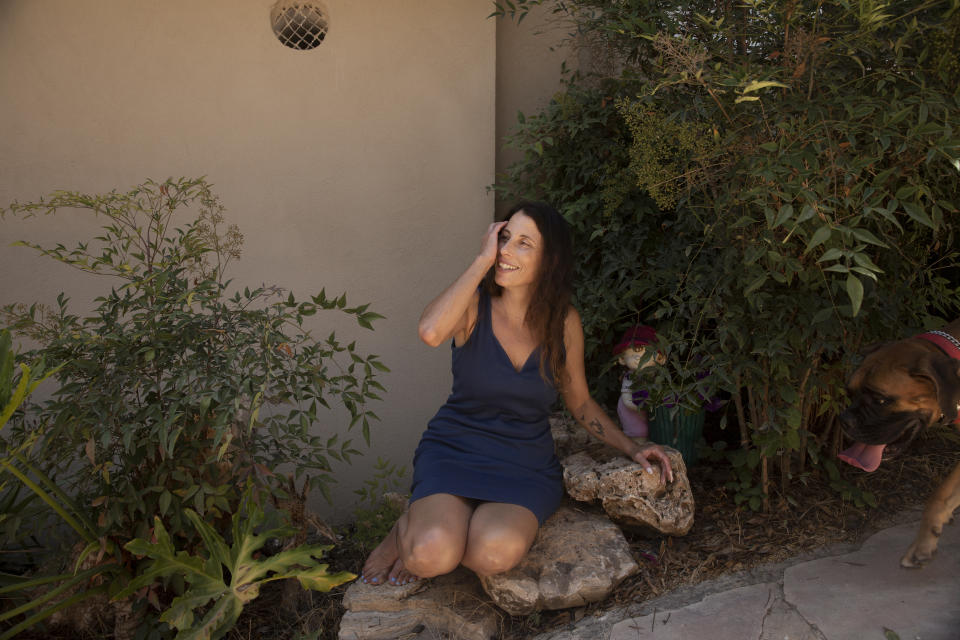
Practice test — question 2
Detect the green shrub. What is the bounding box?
[0,331,119,640]
[349,458,408,554]
[495,0,960,508]
[1,177,386,634]
[117,484,353,640]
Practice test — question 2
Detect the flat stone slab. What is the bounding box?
[537,517,960,640]
[608,582,787,640]
[479,506,638,616]
[785,520,960,640]
[339,567,501,640]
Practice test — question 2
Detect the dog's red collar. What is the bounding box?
[917,330,960,360]
[916,331,960,424]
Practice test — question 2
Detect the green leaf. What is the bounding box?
[118,519,209,599]
[850,266,878,280]
[823,264,849,273]
[846,275,864,317]
[0,365,33,431]
[851,252,883,274]
[812,308,833,324]
[117,493,353,639]
[772,204,793,228]
[902,202,934,229]
[888,106,912,125]
[159,490,172,516]
[0,331,13,408]
[850,228,887,247]
[818,248,843,263]
[296,566,356,592]
[805,226,831,254]
[160,579,226,630]
[740,80,790,94]
[743,275,767,296]
[796,204,815,223]
[184,509,231,571]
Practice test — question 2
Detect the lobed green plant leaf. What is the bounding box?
[119,496,353,640]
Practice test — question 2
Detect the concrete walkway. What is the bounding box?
[534,514,960,640]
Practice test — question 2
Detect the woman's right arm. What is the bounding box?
[418,221,506,347]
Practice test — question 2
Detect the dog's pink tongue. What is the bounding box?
[838,442,886,472]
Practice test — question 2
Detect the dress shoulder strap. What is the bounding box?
[457,286,490,350]
[474,287,492,337]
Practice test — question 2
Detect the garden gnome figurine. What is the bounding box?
[613,325,660,439]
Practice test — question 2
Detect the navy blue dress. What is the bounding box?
[410,289,563,524]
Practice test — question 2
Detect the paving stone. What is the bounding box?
[784,520,960,640]
[758,597,823,640]
[532,515,960,640]
[608,582,775,639]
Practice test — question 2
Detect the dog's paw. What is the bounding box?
[900,550,929,568]
[900,537,938,569]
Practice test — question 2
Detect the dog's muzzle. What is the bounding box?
[838,401,927,472]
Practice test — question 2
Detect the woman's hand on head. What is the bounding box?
[479,221,507,267]
[632,444,674,483]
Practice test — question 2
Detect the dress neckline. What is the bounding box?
[486,291,538,374]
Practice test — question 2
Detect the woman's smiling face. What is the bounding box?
[494,211,542,289]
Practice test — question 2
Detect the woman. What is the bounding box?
[361,202,674,586]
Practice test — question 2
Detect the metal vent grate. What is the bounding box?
[271,2,329,51]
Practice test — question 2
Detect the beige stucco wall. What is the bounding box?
[495,3,575,217]
[0,0,495,522]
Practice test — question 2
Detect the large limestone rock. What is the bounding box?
[478,506,638,616]
[561,445,695,536]
[339,568,501,640]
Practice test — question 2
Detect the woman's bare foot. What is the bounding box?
[360,520,419,586]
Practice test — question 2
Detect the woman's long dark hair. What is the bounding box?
[483,201,574,386]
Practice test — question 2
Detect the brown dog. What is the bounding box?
[839,318,960,568]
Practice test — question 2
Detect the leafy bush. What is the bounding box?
[1,177,385,634]
[349,458,408,554]
[117,485,353,640]
[494,0,960,508]
[0,331,122,640]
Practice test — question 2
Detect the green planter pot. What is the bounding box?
[649,408,705,465]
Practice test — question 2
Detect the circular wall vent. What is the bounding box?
[271,1,329,50]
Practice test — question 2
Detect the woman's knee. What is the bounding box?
[399,525,465,577]
[462,530,530,576]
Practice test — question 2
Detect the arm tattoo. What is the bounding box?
[588,418,605,436]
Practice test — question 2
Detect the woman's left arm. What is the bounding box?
[560,308,674,483]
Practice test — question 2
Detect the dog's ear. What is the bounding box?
[847,364,867,391]
[861,341,890,357]
[847,342,892,390]
[931,357,960,422]
[910,355,960,422]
